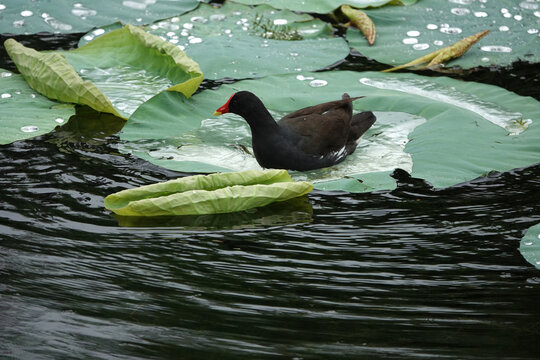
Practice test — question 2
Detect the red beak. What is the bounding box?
[214,93,235,116]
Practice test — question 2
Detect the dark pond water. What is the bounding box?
[1,31,540,360]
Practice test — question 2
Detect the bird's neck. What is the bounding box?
[238,106,279,134]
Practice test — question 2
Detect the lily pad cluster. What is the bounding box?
[120,70,540,192]
[0,70,75,145]
[1,0,539,197]
[347,0,540,69]
[0,0,200,34]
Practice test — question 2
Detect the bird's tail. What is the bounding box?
[346,111,376,154]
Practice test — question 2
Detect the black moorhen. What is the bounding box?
[214,91,376,171]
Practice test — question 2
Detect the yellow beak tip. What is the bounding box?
[213,111,222,116]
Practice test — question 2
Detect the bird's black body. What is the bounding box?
[216,91,376,171]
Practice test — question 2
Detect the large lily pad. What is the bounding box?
[230,0,417,14]
[0,69,75,145]
[520,223,540,269]
[79,2,350,80]
[6,24,203,119]
[119,70,539,192]
[0,0,199,34]
[348,0,540,69]
[105,169,313,216]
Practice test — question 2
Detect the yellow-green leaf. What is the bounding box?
[105,169,313,216]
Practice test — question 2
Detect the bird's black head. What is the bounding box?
[214,91,275,128]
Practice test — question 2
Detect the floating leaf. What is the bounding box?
[5,38,122,118]
[520,223,540,269]
[79,2,350,80]
[105,169,313,216]
[383,30,490,72]
[230,0,417,14]
[0,69,75,145]
[347,0,540,69]
[119,70,539,193]
[5,24,203,119]
[0,0,199,34]
[341,5,376,45]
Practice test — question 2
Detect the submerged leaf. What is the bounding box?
[383,30,490,72]
[105,169,313,216]
[341,5,376,45]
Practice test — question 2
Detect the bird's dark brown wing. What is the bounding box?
[278,94,362,155]
[280,94,363,121]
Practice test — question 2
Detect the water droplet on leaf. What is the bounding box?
[407,30,420,37]
[451,8,470,15]
[440,27,463,34]
[1,93,11,98]
[190,16,207,23]
[499,26,510,31]
[296,75,314,81]
[21,125,39,133]
[481,45,512,53]
[309,79,328,87]
[413,43,430,50]
[402,38,418,44]
[21,10,33,17]
[210,14,226,21]
[449,0,472,4]
[520,1,539,10]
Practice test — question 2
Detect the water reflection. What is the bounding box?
[1,129,539,359]
[114,196,313,229]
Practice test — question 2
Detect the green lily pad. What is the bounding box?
[79,2,350,80]
[105,169,313,216]
[0,69,75,145]
[520,223,540,269]
[5,24,203,119]
[0,0,199,34]
[348,0,540,69]
[230,0,417,14]
[119,70,540,192]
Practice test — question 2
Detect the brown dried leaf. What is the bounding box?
[341,5,376,46]
[383,30,490,72]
